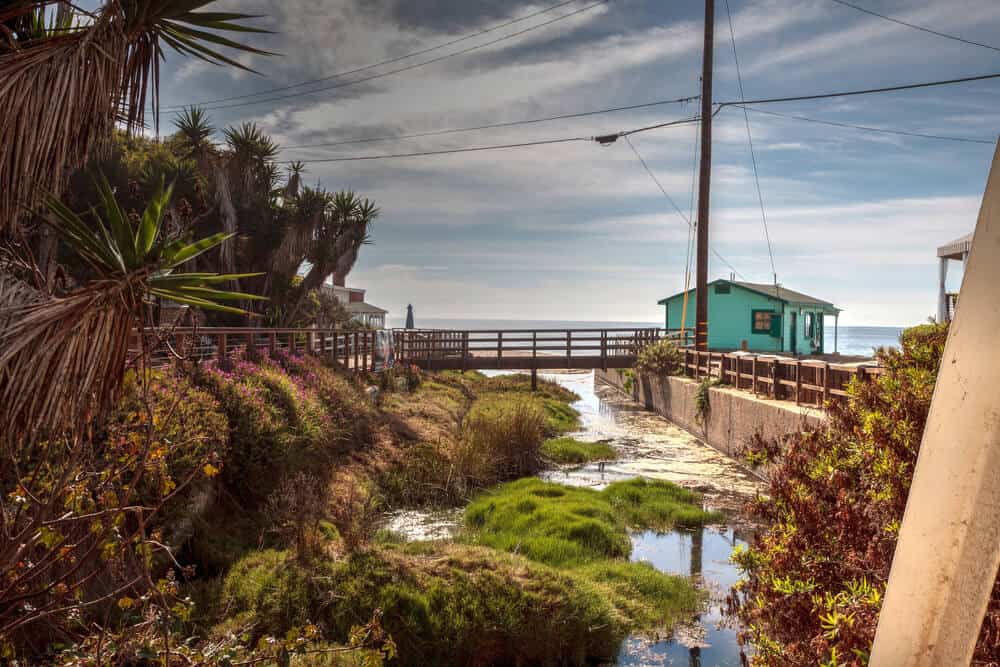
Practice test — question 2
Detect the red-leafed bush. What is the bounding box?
[731,322,1000,665]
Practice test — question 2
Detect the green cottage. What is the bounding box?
[658,280,842,355]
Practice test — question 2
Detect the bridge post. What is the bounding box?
[531,331,539,390]
[353,332,359,371]
[462,331,468,372]
[566,330,571,368]
[601,330,607,371]
[497,331,503,369]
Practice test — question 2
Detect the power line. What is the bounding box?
[623,135,691,224]
[724,0,776,283]
[624,132,744,280]
[281,95,699,151]
[619,115,703,137]
[828,0,1000,54]
[284,116,701,163]
[717,71,1000,107]
[280,136,590,164]
[161,0,591,111]
[179,0,610,114]
[736,105,995,145]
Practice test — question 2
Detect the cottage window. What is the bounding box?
[752,309,775,333]
[715,283,731,294]
[805,312,814,337]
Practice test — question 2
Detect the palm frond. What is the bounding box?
[0,171,267,448]
[0,1,273,235]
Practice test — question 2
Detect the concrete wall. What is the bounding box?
[596,368,825,472]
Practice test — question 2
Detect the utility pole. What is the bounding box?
[695,0,714,351]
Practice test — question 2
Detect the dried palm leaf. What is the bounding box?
[0,174,264,449]
[0,1,273,235]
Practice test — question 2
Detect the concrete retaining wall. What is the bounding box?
[596,368,825,466]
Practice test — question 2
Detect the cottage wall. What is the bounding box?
[664,284,784,351]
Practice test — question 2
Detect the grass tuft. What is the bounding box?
[542,437,617,464]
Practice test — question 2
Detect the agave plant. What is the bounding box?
[0,174,263,448]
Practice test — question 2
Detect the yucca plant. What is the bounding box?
[0,174,263,448]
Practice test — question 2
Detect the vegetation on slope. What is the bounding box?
[376,371,581,506]
[220,544,623,666]
[731,322,1000,665]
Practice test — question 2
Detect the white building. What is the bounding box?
[325,285,388,329]
[937,233,971,323]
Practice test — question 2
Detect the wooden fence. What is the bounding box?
[683,348,884,406]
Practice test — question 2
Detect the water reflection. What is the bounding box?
[621,527,746,665]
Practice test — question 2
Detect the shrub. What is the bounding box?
[731,322,1000,665]
[266,471,331,561]
[457,394,546,486]
[634,339,684,377]
[329,474,382,554]
[106,369,229,519]
[194,351,347,507]
[541,437,617,464]
[274,349,377,447]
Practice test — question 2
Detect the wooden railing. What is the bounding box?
[682,348,883,406]
[393,328,685,371]
[138,327,381,372]
[136,326,689,373]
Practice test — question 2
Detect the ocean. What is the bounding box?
[386,317,905,359]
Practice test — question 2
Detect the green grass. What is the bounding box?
[604,477,726,530]
[464,477,721,568]
[459,477,715,646]
[220,545,624,665]
[542,437,617,464]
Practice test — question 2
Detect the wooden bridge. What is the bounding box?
[140,326,682,373]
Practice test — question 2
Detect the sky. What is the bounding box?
[152,0,1000,326]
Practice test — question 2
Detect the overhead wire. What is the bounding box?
[279,136,591,164]
[622,130,744,285]
[828,0,1000,54]
[281,116,702,163]
[734,105,995,144]
[724,0,776,284]
[281,95,699,151]
[716,71,1000,107]
[161,0,593,111]
[623,135,691,224]
[174,0,611,114]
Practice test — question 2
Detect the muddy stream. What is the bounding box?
[386,370,763,665]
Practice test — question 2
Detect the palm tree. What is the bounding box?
[284,192,379,325]
[0,1,272,237]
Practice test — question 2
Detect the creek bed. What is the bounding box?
[385,370,762,664]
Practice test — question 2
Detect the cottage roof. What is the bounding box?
[658,279,840,313]
[346,301,388,315]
